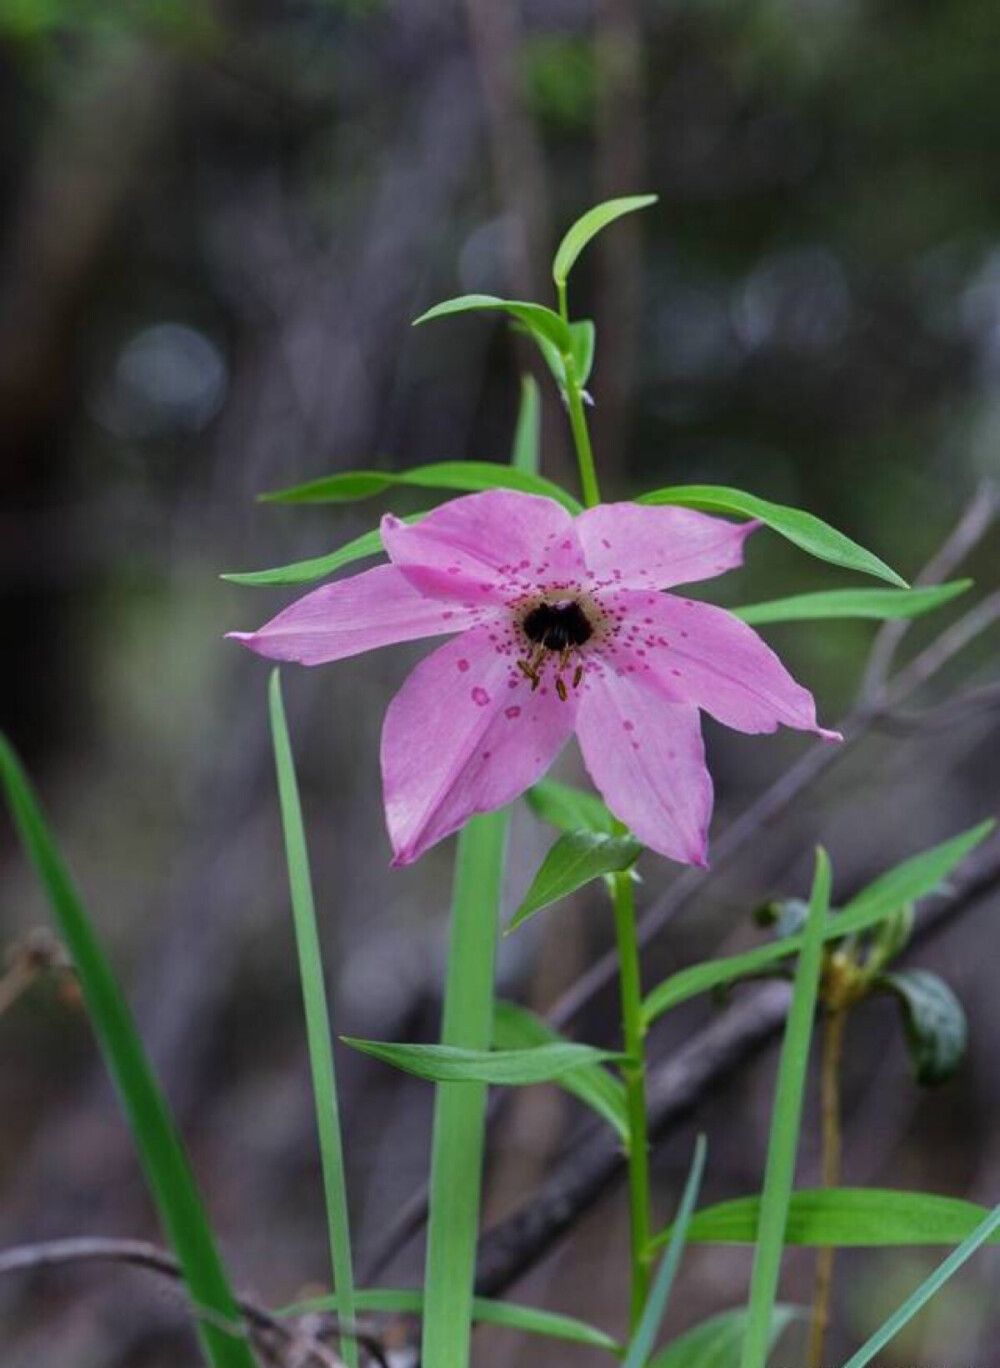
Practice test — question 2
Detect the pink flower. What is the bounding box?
[230,490,838,867]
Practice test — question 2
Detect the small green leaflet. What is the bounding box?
[493,1000,628,1142]
[529,318,597,395]
[260,459,581,513]
[525,778,616,835]
[508,830,642,934]
[876,969,968,1085]
[642,820,994,1027]
[342,1037,622,1084]
[638,485,907,588]
[734,581,971,626]
[647,1306,799,1368]
[653,1188,1000,1250]
[280,1289,622,1355]
[414,294,572,353]
[623,1135,707,1368]
[552,195,658,285]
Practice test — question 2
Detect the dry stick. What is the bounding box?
[807,1006,848,1368]
[0,1238,387,1368]
[363,486,1000,1281]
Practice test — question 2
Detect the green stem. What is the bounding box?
[421,811,510,1368]
[565,368,601,509]
[612,869,653,1329]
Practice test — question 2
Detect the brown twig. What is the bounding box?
[0,1237,389,1368]
[807,1005,848,1368]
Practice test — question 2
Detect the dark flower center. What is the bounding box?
[522,600,593,652]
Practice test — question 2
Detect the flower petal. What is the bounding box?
[227,563,492,665]
[576,665,712,867]
[382,625,577,865]
[611,590,841,738]
[382,489,586,604]
[576,503,756,590]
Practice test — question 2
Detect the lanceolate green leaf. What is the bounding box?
[414,294,572,353]
[221,517,423,588]
[508,830,642,934]
[342,1037,621,1084]
[877,970,968,1085]
[647,1306,799,1368]
[740,849,830,1368]
[493,1000,628,1141]
[268,672,357,1367]
[623,1135,707,1368]
[421,811,508,1368]
[733,581,971,626]
[281,1289,622,1355]
[638,485,907,588]
[643,821,994,1027]
[0,737,255,1368]
[653,1188,1000,1250]
[261,459,581,512]
[525,778,616,835]
[552,195,658,285]
[840,1202,1000,1368]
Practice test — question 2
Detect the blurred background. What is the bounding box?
[1,1,999,1364]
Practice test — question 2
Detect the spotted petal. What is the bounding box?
[227,564,491,664]
[613,590,841,738]
[576,663,712,867]
[576,503,756,591]
[382,489,586,605]
[382,625,578,865]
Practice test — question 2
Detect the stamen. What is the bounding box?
[573,665,583,688]
[555,677,568,702]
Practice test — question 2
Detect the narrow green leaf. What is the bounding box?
[525,778,616,835]
[552,195,658,285]
[414,294,572,353]
[623,1135,707,1368]
[0,736,256,1368]
[508,830,642,934]
[638,485,907,588]
[740,849,830,1368]
[654,1188,1000,1250]
[877,970,968,1085]
[734,581,971,626]
[493,1000,629,1141]
[221,517,423,588]
[421,812,508,1368]
[343,1037,621,1084]
[643,821,994,1027]
[647,1306,799,1368]
[281,1289,622,1355]
[840,1202,1000,1368]
[268,672,357,1367]
[512,375,541,474]
[260,459,580,512]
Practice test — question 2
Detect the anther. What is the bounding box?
[555,678,568,702]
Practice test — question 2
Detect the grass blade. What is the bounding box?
[840,1202,1000,1368]
[421,811,509,1368]
[740,849,831,1368]
[623,1135,707,1368]
[648,1306,799,1368]
[0,735,256,1368]
[512,374,541,473]
[268,672,357,1366]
